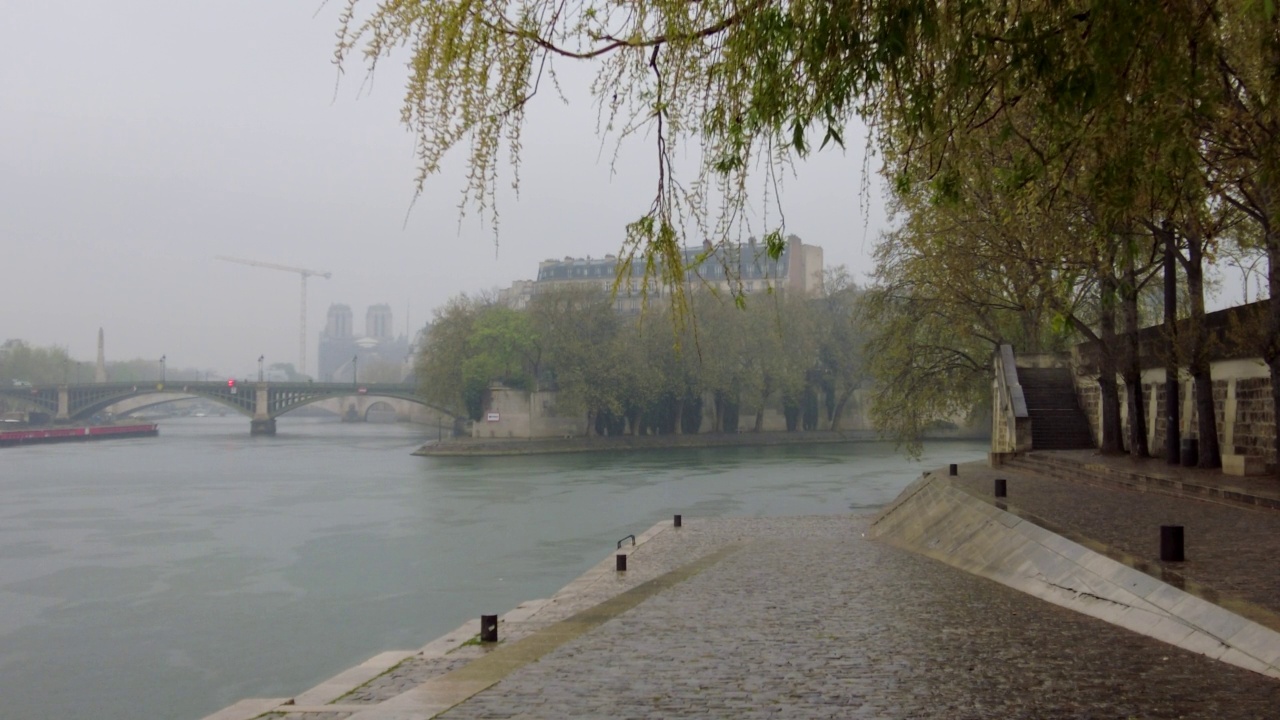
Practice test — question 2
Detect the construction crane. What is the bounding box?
[216,256,332,377]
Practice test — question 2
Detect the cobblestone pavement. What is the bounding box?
[259,518,762,718]
[951,460,1280,617]
[435,516,1280,720]
[339,656,480,705]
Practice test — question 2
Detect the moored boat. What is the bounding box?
[0,423,159,447]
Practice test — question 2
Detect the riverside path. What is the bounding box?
[234,513,1280,720]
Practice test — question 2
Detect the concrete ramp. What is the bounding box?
[869,472,1280,679]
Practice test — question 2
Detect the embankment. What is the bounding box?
[414,429,880,456]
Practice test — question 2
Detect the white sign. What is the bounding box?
[486,412,500,422]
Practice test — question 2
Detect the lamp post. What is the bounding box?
[258,355,265,382]
[352,355,358,386]
[160,355,166,384]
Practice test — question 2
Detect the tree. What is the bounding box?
[529,287,622,434]
[813,269,867,432]
[338,1,1280,462]
[0,340,72,386]
[416,295,486,418]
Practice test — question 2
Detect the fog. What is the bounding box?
[0,1,888,377]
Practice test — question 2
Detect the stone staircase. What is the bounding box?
[1018,367,1094,450]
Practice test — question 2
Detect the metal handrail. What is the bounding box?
[617,534,635,549]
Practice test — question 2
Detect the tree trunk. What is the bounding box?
[1184,235,1221,469]
[673,397,684,435]
[829,387,856,433]
[754,409,764,433]
[1162,224,1180,463]
[1121,249,1148,458]
[1098,273,1125,454]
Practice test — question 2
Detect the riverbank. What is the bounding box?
[206,461,1280,719]
[415,429,891,456]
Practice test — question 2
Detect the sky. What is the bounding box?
[0,1,888,377]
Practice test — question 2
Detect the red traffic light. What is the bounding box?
[227,378,236,388]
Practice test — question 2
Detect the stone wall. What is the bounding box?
[1077,360,1274,470]
[474,387,582,439]
[1078,381,1100,446]
[1235,378,1278,459]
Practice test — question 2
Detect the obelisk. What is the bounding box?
[94,328,107,383]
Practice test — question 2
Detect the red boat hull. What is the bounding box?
[0,424,159,446]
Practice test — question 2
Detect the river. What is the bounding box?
[0,416,987,720]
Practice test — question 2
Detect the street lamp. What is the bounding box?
[352,354,358,386]
[258,355,265,382]
[160,355,166,384]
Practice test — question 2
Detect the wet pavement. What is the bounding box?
[436,516,1280,719]
[246,450,1280,720]
[958,452,1280,622]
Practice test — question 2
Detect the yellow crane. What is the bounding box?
[216,256,332,378]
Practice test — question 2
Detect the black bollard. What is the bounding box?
[1160,525,1185,562]
[616,553,627,572]
[994,478,1007,498]
[949,464,958,476]
[674,514,682,527]
[480,614,498,643]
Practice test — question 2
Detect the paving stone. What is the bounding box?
[436,516,1280,720]
[954,458,1280,616]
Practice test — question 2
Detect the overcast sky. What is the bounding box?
[1,1,889,377]
[6,3,1255,380]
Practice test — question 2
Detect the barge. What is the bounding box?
[0,423,159,447]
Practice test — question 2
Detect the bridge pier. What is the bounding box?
[250,418,277,436]
[56,387,70,422]
[249,385,276,435]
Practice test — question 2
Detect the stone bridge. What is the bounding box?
[0,381,465,435]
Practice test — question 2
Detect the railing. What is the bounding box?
[992,345,1031,454]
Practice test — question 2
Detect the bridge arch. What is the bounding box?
[0,381,466,435]
[104,393,244,418]
[363,401,397,422]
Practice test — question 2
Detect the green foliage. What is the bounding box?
[0,340,72,386]
[414,277,870,434]
[338,0,1280,458]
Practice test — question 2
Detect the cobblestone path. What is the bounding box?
[951,462,1280,616]
[438,516,1280,720]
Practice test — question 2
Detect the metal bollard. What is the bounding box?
[1160,525,1185,562]
[480,614,498,643]
[674,514,682,527]
[616,553,627,572]
[994,478,1007,498]
[949,464,958,476]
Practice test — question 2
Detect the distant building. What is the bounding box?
[498,235,823,312]
[318,303,410,382]
[366,304,393,339]
[326,304,353,338]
